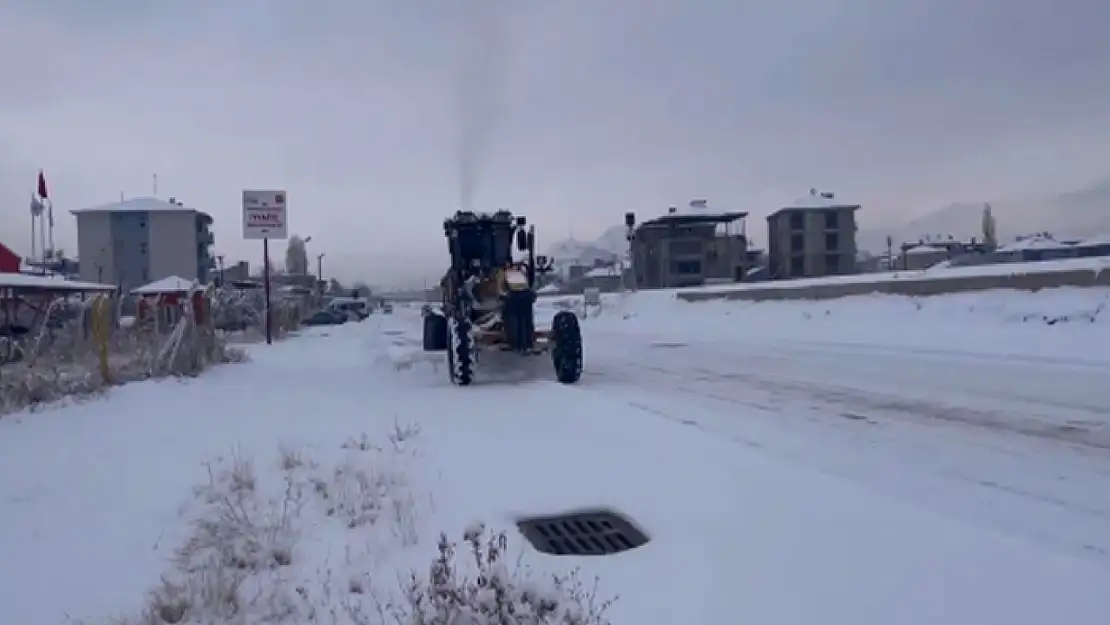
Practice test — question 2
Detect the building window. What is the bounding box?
[790,257,804,276]
[824,254,840,274]
[788,212,804,230]
[824,210,839,229]
[825,233,839,251]
[790,233,804,251]
[672,260,702,275]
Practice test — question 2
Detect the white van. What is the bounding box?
[326,297,370,320]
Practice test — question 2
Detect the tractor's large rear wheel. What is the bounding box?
[551,310,583,384]
[447,317,475,386]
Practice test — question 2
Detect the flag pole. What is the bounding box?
[35,170,50,263]
[30,195,37,264]
[39,211,46,265]
[47,198,54,258]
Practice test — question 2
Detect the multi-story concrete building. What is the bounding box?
[631,208,749,289]
[72,197,215,293]
[766,190,860,280]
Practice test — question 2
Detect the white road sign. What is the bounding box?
[242,189,288,240]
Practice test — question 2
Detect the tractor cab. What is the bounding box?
[445,210,516,280]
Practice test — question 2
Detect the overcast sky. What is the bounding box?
[2,0,1108,287]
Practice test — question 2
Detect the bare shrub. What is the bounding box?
[211,287,307,344]
[345,524,617,625]
[79,429,614,625]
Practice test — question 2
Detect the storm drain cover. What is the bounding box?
[517,509,650,556]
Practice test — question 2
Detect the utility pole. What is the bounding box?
[316,253,325,282]
[263,239,272,344]
[624,212,637,292]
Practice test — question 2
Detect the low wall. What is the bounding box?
[677,267,1110,302]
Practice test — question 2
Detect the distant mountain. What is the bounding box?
[858,178,1110,252]
[857,202,988,251]
[1054,178,1110,234]
[545,236,619,270]
[593,225,631,256]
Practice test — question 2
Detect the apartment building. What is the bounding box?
[766,190,859,280]
[631,210,748,288]
[73,197,215,293]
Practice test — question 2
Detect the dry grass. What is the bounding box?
[342,527,617,625]
[80,424,615,625]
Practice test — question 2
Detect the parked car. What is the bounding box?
[326,297,369,321]
[302,310,344,326]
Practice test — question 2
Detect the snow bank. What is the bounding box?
[681,256,1110,295]
[590,287,1110,362]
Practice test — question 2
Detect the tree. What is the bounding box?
[352,281,372,297]
[981,203,997,249]
[284,236,308,274]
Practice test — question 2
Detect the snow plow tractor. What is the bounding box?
[422,210,583,386]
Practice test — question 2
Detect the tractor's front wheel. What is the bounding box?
[551,311,583,384]
[447,317,475,386]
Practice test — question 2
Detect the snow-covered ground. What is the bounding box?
[681,255,1110,294]
[3,288,1110,624]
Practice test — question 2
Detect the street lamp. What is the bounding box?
[216,254,226,286]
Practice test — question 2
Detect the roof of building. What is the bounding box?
[903,244,949,255]
[996,234,1073,253]
[639,211,748,228]
[584,265,623,278]
[767,189,860,219]
[70,197,209,216]
[0,241,20,263]
[1075,234,1110,248]
[133,276,200,294]
[0,272,116,292]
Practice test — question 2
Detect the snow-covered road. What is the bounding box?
[2,287,1110,624]
[583,298,1110,565]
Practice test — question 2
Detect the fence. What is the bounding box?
[0,286,309,415]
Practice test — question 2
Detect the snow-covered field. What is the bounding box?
[3,288,1110,624]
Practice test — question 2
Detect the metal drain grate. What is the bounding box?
[517,509,649,556]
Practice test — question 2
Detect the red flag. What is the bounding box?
[37,170,48,199]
